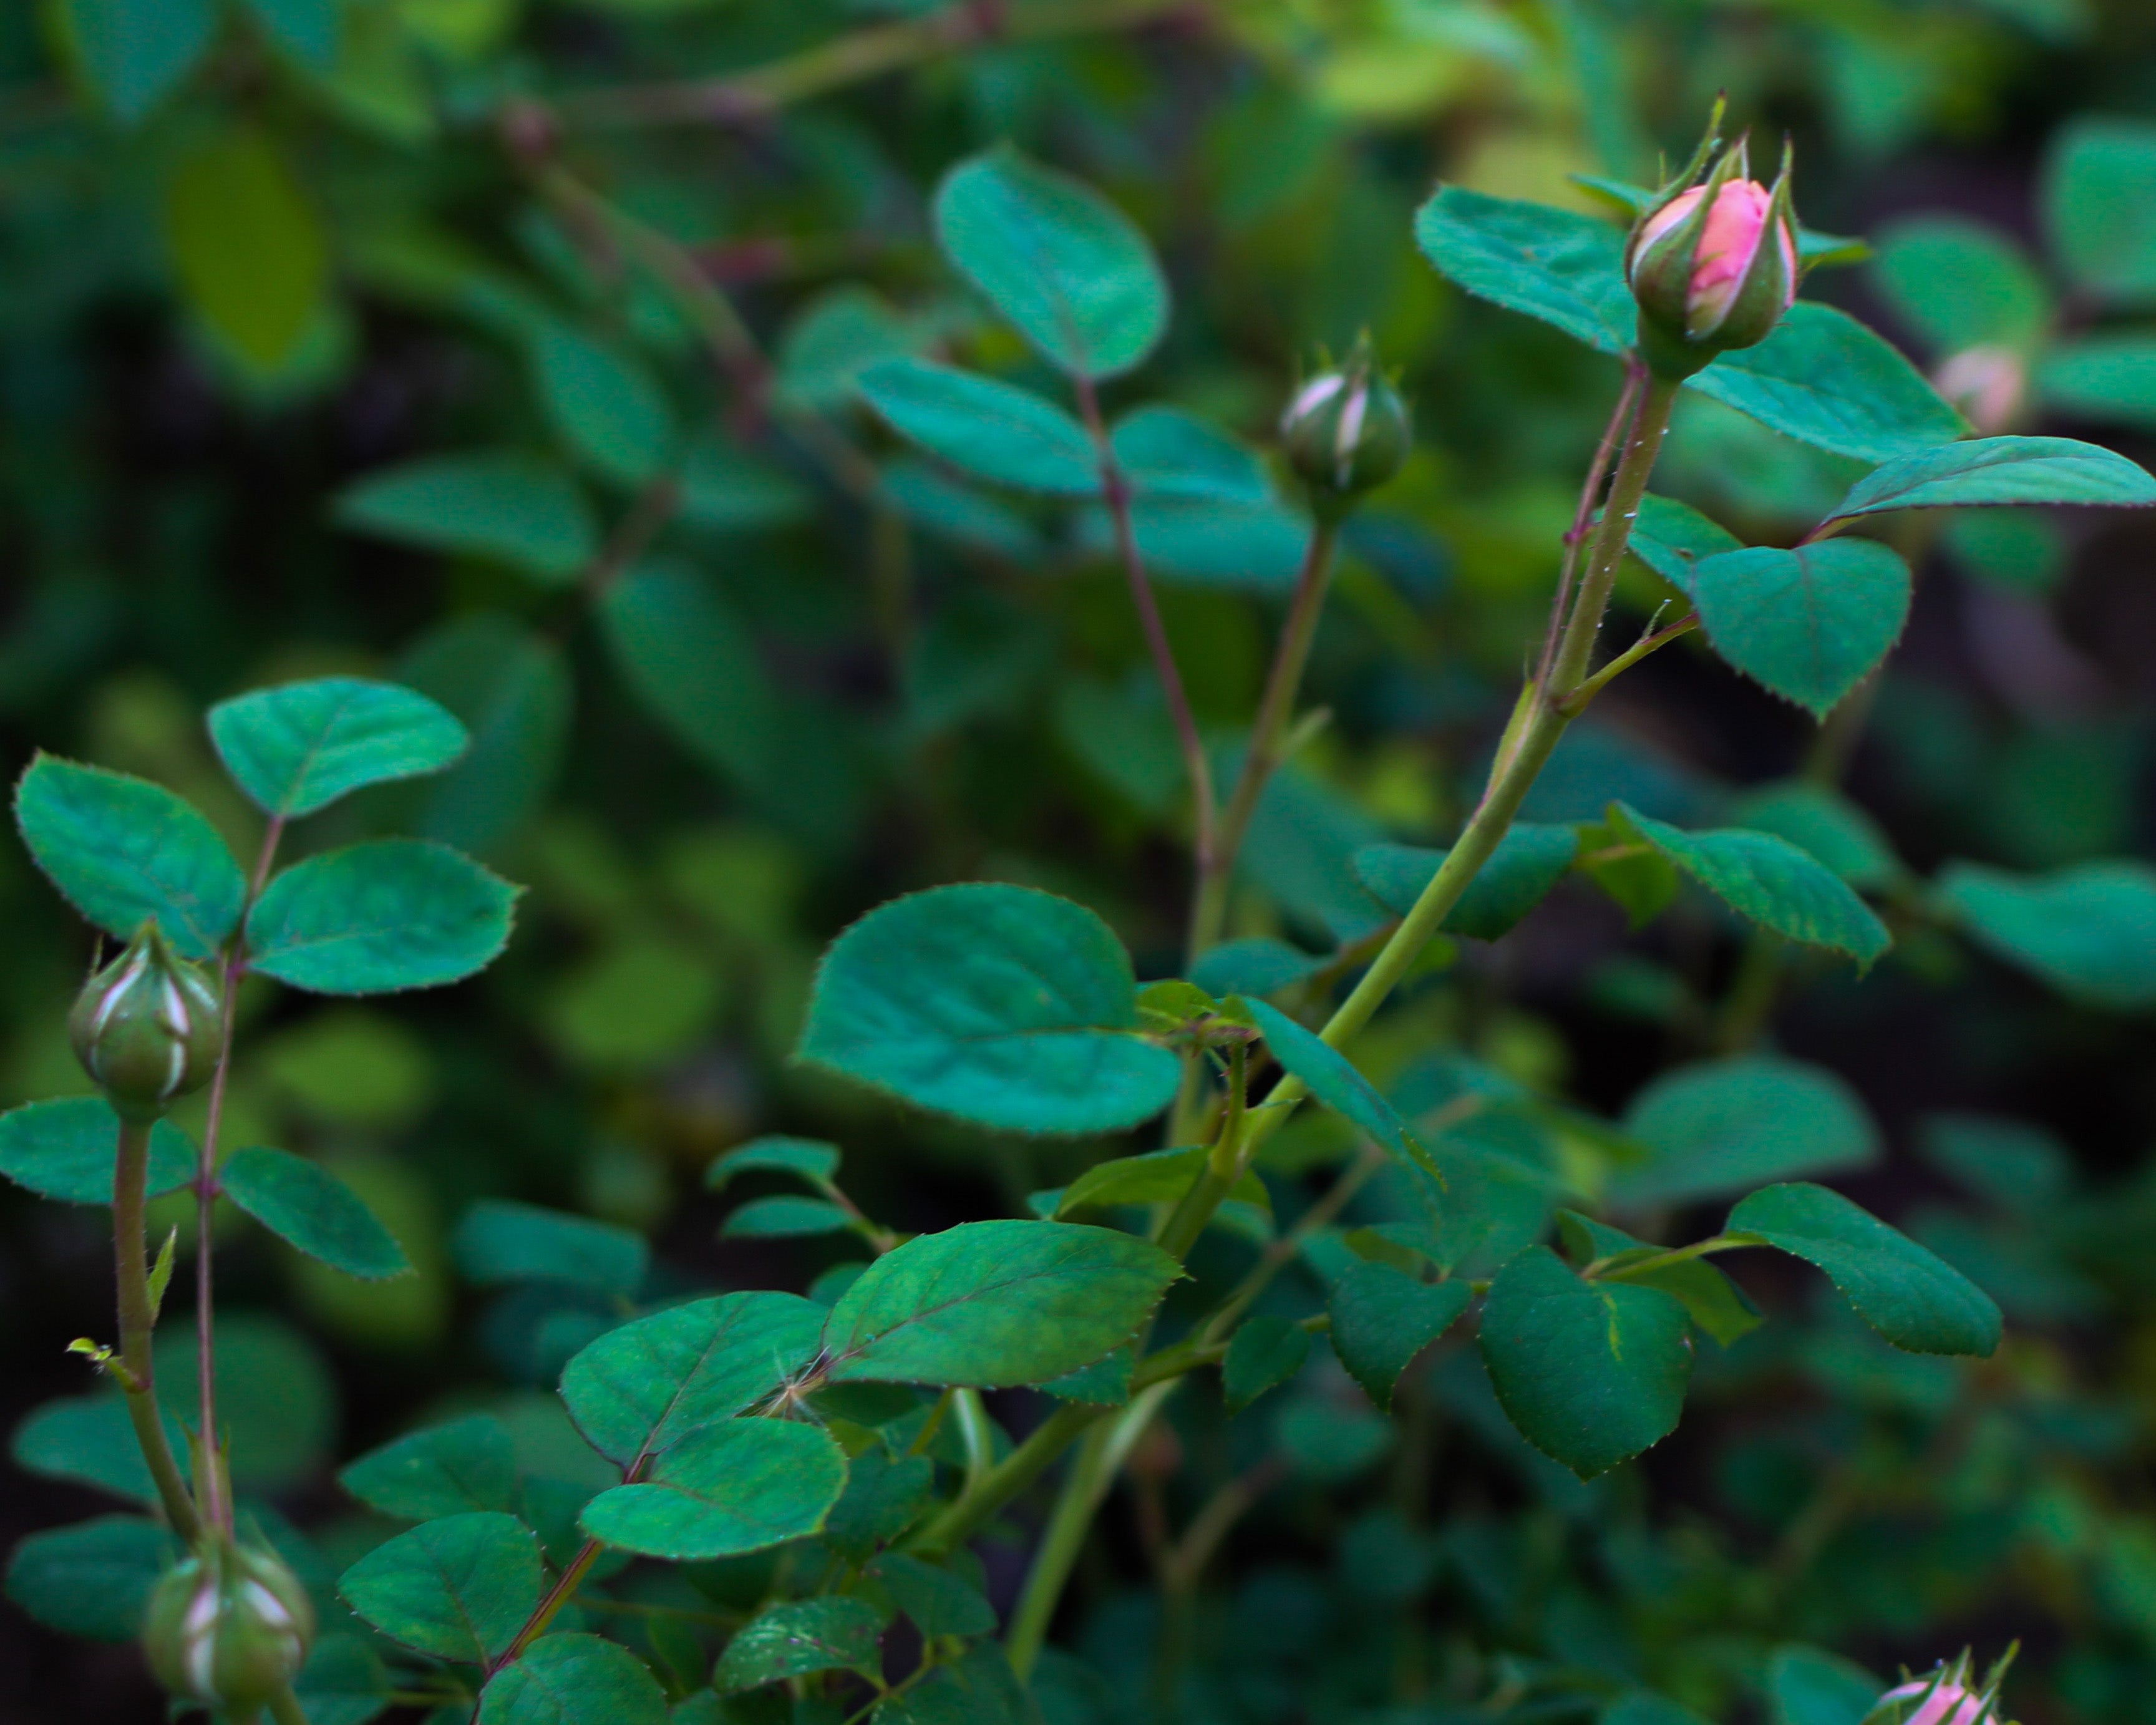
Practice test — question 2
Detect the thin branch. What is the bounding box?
[1555,610,1697,716]
[1537,360,1644,696]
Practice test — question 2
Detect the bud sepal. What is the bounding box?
[1279,335,1412,518]
[142,1538,315,1721]
[68,921,222,1122]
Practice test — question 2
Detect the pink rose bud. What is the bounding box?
[1876,1678,1991,1725]
[1626,130,1801,376]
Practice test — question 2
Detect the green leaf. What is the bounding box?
[857,359,1099,496]
[822,1219,1180,1387]
[14,753,246,959]
[61,0,217,122]
[1326,1261,1472,1411]
[797,883,1181,1135]
[2036,334,2156,429]
[777,286,926,412]
[1938,859,2156,1009]
[294,1634,394,1725]
[0,1098,195,1203]
[528,321,676,488]
[340,1513,542,1664]
[875,1644,1037,1725]
[933,148,1169,379]
[2044,117,2156,304]
[1352,824,1580,940]
[1043,1346,1135,1407]
[820,1450,937,1560]
[1731,782,1901,890]
[452,1198,649,1299]
[209,676,467,821]
[152,1311,336,1489]
[881,460,1042,560]
[164,126,329,375]
[1619,803,1892,965]
[1727,1182,2002,1356]
[1111,407,1271,503]
[1187,937,1326,998]
[1870,218,2052,354]
[11,1394,190,1507]
[1221,1316,1311,1414]
[3,1514,172,1641]
[1625,494,1741,593]
[1275,1396,1393,1483]
[481,1633,669,1725]
[598,560,778,792]
[715,1596,888,1693]
[1766,1645,1883,1725]
[1822,436,2156,525]
[236,0,339,68]
[339,1414,520,1520]
[334,453,599,586]
[722,1197,855,1238]
[1687,538,1911,718]
[678,435,812,532]
[1556,1213,1762,1348]
[871,1552,997,1639]
[1077,495,1313,593]
[1478,1244,1691,1479]
[1578,807,1681,929]
[580,1418,848,1560]
[246,839,519,994]
[1613,1055,1880,1207]
[1244,999,1434,1178]
[706,1136,842,1192]
[1051,1145,1267,1218]
[1412,188,1633,355]
[1691,303,1968,463]
[222,1145,413,1279]
[562,1290,826,1466]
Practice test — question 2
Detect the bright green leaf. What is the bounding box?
[3,1514,172,1641]
[480,1633,670,1725]
[528,321,676,488]
[208,676,467,820]
[452,1198,649,1299]
[715,1596,888,1692]
[822,1219,1180,1387]
[1938,859,2156,1008]
[1111,406,1271,503]
[580,1417,848,1560]
[337,1511,542,1664]
[1727,1182,2002,1356]
[1822,436,2156,525]
[722,1197,854,1238]
[61,0,217,122]
[1613,1055,1880,1207]
[1688,539,1911,717]
[1561,1213,1762,1349]
[933,148,1168,379]
[706,1136,841,1192]
[797,883,1181,1135]
[0,1098,195,1203]
[334,454,600,586]
[1327,1261,1472,1411]
[1222,1316,1311,1414]
[2036,334,2156,429]
[1076,495,1313,593]
[1731,782,1901,890]
[1619,804,1892,965]
[1478,1244,1691,1479]
[1353,824,1580,940]
[164,127,329,375]
[857,359,1099,495]
[222,1144,412,1279]
[1245,999,1435,1178]
[238,0,339,69]
[14,753,245,958]
[1767,1645,1884,1725]
[1626,494,1741,593]
[339,1414,520,1520]
[246,839,519,994]
[1412,188,1633,355]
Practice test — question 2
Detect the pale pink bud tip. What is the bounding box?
[1636,178,1796,334]
[1880,1679,1991,1725]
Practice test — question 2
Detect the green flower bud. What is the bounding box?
[1280,341,1411,515]
[143,1541,314,1719]
[69,921,222,1122]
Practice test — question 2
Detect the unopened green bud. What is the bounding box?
[1280,341,1411,515]
[69,921,221,1122]
[143,1541,314,1719]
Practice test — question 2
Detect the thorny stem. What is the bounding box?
[1557,611,1698,716]
[1537,362,1644,696]
[1075,372,1217,876]
[113,1122,200,1542]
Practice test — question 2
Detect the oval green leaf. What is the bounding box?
[334,453,599,586]
[1327,1261,1472,1412]
[337,1511,542,1665]
[209,676,467,820]
[527,321,676,488]
[221,1144,412,1279]
[0,1098,195,1204]
[1612,1054,1880,1207]
[338,1413,519,1520]
[480,1632,670,1725]
[857,358,1099,495]
[1938,858,2156,1009]
[579,1417,848,1560]
[1245,998,1435,1178]
[1353,824,1580,941]
[1823,435,2156,526]
[716,1596,888,1693]
[1412,187,1633,355]
[1688,539,1911,718]
[246,839,519,994]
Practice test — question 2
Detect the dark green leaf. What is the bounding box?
[1688,540,1911,717]
[246,839,519,994]
[1731,782,1901,890]
[1052,1145,1266,1218]
[63,0,218,122]
[238,0,338,68]
[1221,1316,1311,1414]
[210,676,467,820]
[1625,494,1741,593]
[881,460,1042,559]
[1352,824,1579,940]
[1412,188,1632,354]
[1245,999,1435,1178]
[1822,436,2156,526]
[822,1219,1180,1387]
[1691,304,1967,463]
[2044,117,2156,304]
[583,1417,847,1559]
[1275,1396,1393,1482]
[797,883,1181,1135]
[1766,1645,1883,1725]
[777,286,925,411]
[857,359,1099,495]
[561,1291,825,1465]
[598,560,778,793]
[715,1596,888,1692]
[1556,1213,1762,1348]
[0,1098,195,1203]
[1478,1245,1691,1479]
[1578,808,1681,929]
[2036,334,2156,429]
[337,1511,542,1664]
[875,1645,1040,1725]
[1870,218,2052,355]
[1619,804,1891,965]
[481,1633,668,1725]
[339,1413,520,1520]
[677,435,810,532]
[933,148,1168,379]
[1077,495,1313,593]
[14,753,245,958]
[333,454,599,586]
[820,1450,936,1560]
[1939,860,2156,1009]
[1727,1182,2002,1356]
[1326,1261,1472,1411]
[3,1514,172,1641]
[1187,937,1326,998]
[152,1311,336,1489]
[452,1198,649,1299]
[1111,407,1270,502]
[528,321,676,488]
[871,1552,998,1638]
[722,1197,854,1238]
[11,1394,190,1507]
[706,1136,842,1192]
[222,1145,412,1279]
[294,1633,394,1725]
[1613,1055,1880,1207]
